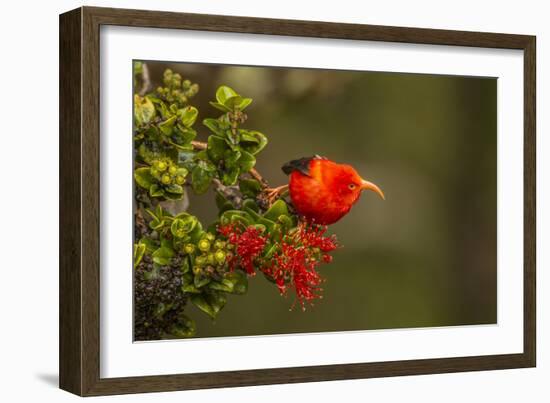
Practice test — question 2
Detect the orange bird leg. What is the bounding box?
[264,184,289,205]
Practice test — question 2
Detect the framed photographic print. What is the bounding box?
[59,6,536,396]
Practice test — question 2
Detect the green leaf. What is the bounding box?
[240,132,259,143]
[207,291,227,315]
[170,103,178,115]
[134,95,156,125]
[182,283,201,294]
[138,142,164,164]
[159,101,172,120]
[164,191,184,201]
[224,95,244,110]
[215,192,234,214]
[174,124,197,145]
[170,313,197,338]
[133,242,146,269]
[208,279,234,293]
[194,273,211,288]
[152,245,174,265]
[192,291,227,319]
[216,85,238,105]
[220,210,253,226]
[207,135,227,162]
[224,149,242,169]
[277,214,295,230]
[238,97,253,110]
[240,130,268,155]
[209,101,231,113]
[258,217,281,238]
[165,184,184,195]
[251,223,267,233]
[215,192,230,210]
[243,205,262,222]
[226,270,248,295]
[178,151,196,164]
[159,115,177,135]
[191,166,213,195]
[221,167,240,186]
[157,204,170,219]
[238,150,256,172]
[264,243,278,259]
[149,184,165,198]
[133,61,143,76]
[176,167,189,178]
[170,219,187,238]
[169,314,196,338]
[239,179,262,198]
[178,106,198,127]
[188,221,205,243]
[134,167,153,189]
[264,200,290,221]
[196,158,217,172]
[242,198,259,212]
[203,118,223,135]
[225,128,241,146]
[139,237,158,254]
[181,257,190,274]
[171,214,197,238]
[190,294,216,319]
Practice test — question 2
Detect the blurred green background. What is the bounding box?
[141,61,497,338]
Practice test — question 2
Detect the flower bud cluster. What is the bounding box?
[156,69,199,106]
[150,159,188,187]
[183,232,233,279]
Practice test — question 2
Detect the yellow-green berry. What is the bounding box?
[195,256,206,267]
[214,250,226,264]
[161,174,171,185]
[175,175,185,185]
[206,253,215,265]
[157,161,167,172]
[198,239,210,252]
[206,233,215,242]
[168,165,177,175]
[183,243,195,254]
[214,240,225,250]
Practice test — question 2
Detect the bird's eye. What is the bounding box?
[348,184,356,190]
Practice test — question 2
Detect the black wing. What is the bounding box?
[281,155,325,176]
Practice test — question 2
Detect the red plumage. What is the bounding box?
[283,156,384,225]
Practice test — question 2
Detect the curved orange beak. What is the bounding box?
[361,179,385,200]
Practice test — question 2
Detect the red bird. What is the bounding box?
[281,156,385,225]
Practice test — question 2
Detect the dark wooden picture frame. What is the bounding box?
[59,6,536,396]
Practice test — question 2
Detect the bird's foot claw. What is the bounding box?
[262,185,289,206]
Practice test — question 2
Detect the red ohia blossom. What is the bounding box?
[218,222,338,310]
[262,223,338,310]
[218,224,267,275]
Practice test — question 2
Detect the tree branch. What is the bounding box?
[138,63,152,96]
